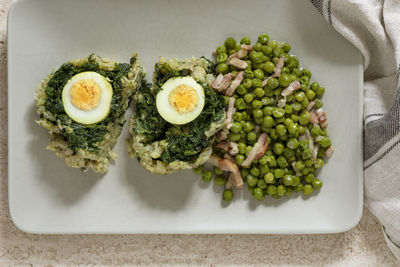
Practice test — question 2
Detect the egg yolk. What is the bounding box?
[168,84,199,113]
[69,78,101,111]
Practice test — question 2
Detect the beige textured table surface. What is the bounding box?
[0,0,399,266]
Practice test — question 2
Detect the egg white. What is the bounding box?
[156,76,205,125]
[62,71,113,125]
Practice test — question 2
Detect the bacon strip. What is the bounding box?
[216,128,229,141]
[312,144,319,160]
[277,98,286,108]
[320,121,328,129]
[281,81,301,97]
[291,162,302,176]
[210,74,224,90]
[241,133,269,168]
[325,145,334,158]
[307,101,316,111]
[216,141,239,156]
[225,71,244,96]
[271,56,284,78]
[240,44,253,51]
[209,154,243,188]
[219,73,233,92]
[228,58,248,69]
[227,52,238,61]
[226,97,235,129]
[310,111,319,125]
[225,173,235,189]
[261,77,270,88]
[305,128,314,153]
[237,49,248,59]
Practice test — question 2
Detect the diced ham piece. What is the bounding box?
[225,71,244,96]
[228,58,248,69]
[320,121,328,129]
[315,108,324,117]
[241,133,269,168]
[281,81,301,97]
[310,111,319,125]
[216,128,229,141]
[225,173,235,189]
[305,129,314,153]
[325,145,334,158]
[291,162,302,176]
[315,108,328,127]
[271,56,285,78]
[261,77,270,88]
[227,52,238,61]
[240,44,253,51]
[312,144,319,160]
[209,154,243,188]
[237,49,248,59]
[307,101,316,111]
[226,97,235,129]
[277,98,286,108]
[219,73,233,92]
[216,141,239,156]
[210,74,224,90]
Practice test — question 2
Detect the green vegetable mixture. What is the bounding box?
[194,34,333,202]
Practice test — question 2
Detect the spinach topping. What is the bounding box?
[44,55,131,153]
[133,64,225,163]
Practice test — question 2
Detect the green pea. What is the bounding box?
[277,156,288,168]
[295,91,305,102]
[253,109,264,118]
[277,185,286,196]
[298,125,306,134]
[246,174,258,187]
[216,45,226,54]
[301,69,312,78]
[304,173,314,183]
[288,124,298,136]
[216,53,228,63]
[237,142,246,154]
[261,45,272,56]
[267,40,277,49]
[228,132,241,142]
[252,78,263,88]
[217,63,229,74]
[273,143,285,155]
[284,104,293,114]
[202,170,212,182]
[305,159,314,167]
[278,74,291,87]
[316,86,325,97]
[276,124,287,136]
[286,138,299,149]
[257,33,269,44]
[299,76,310,85]
[291,102,302,112]
[244,69,254,78]
[223,189,234,201]
[243,122,254,132]
[281,42,291,52]
[235,98,246,110]
[261,97,270,106]
[253,69,264,80]
[319,137,332,148]
[283,175,294,186]
[253,42,263,52]
[235,154,245,165]
[306,89,316,100]
[292,176,300,187]
[260,165,269,176]
[315,99,323,108]
[254,117,263,125]
[295,161,305,170]
[193,165,204,174]
[213,166,224,175]
[252,100,262,109]
[263,106,273,116]
[273,48,284,58]
[252,188,264,200]
[312,179,323,189]
[267,77,279,89]
[299,111,311,125]
[215,175,227,186]
[266,185,277,195]
[289,74,297,82]
[257,179,267,189]
[314,158,324,169]
[244,93,254,103]
[250,167,260,177]
[225,37,236,49]
[290,114,299,123]
[264,173,274,184]
[233,112,243,122]
[247,132,257,142]
[249,51,263,63]
[281,67,290,74]
[263,61,275,73]
[240,36,251,45]
[243,78,252,89]
[272,107,285,118]
[302,149,312,160]
[303,184,313,195]
[310,82,320,91]
[236,85,247,95]
[261,116,273,128]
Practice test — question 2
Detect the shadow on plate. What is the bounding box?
[26,104,101,206]
[120,153,197,211]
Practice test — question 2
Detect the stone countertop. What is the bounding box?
[0,0,398,265]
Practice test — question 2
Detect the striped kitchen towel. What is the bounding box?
[311,0,400,259]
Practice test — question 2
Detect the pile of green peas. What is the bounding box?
[195,34,331,202]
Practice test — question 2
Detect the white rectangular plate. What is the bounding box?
[8,0,363,234]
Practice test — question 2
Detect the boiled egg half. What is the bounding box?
[156,76,205,125]
[62,71,113,124]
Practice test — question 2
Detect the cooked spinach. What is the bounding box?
[44,54,131,153]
